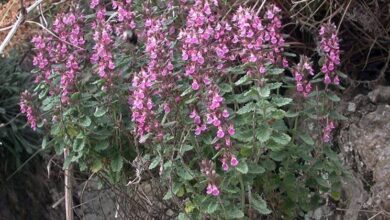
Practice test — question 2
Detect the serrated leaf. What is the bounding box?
[111,154,123,172]
[299,133,315,145]
[327,92,341,102]
[180,145,193,154]
[268,68,284,75]
[180,86,192,97]
[73,138,85,152]
[248,164,266,174]
[207,201,219,214]
[256,86,270,98]
[177,167,194,180]
[91,159,103,173]
[178,213,190,220]
[149,156,161,170]
[269,82,283,90]
[95,140,109,151]
[80,116,91,127]
[226,207,244,218]
[235,75,250,86]
[237,102,255,115]
[236,161,248,174]
[140,133,152,143]
[252,194,272,215]
[256,126,272,143]
[272,97,292,107]
[220,83,233,93]
[94,107,107,117]
[163,190,173,200]
[272,132,291,145]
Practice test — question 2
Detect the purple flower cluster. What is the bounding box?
[292,56,314,97]
[129,17,177,141]
[322,120,335,143]
[19,91,37,130]
[129,69,162,140]
[200,160,220,196]
[319,23,340,85]
[52,12,85,104]
[90,0,116,87]
[179,0,239,175]
[231,5,287,77]
[31,35,53,84]
[113,0,136,35]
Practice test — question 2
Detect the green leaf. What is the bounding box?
[256,126,272,143]
[220,83,233,93]
[236,161,248,174]
[299,133,315,145]
[272,97,292,107]
[163,190,173,200]
[256,86,270,98]
[80,116,91,127]
[269,82,283,90]
[73,138,85,152]
[226,207,245,219]
[272,132,291,145]
[177,167,194,180]
[91,159,103,173]
[248,164,266,174]
[235,75,250,86]
[327,92,341,102]
[94,107,107,117]
[316,177,330,188]
[237,102,255,115]
[42,136,48,149]
[140,133,152,143]
[180,145,193,155]
[111,154,123,172]
[149,156,161,170]
[268,68,284,75]
[252,194,272,215]
[180,86,192,97]
[178,213,190,220]
[207,201,219,214]
[95,140,109,151]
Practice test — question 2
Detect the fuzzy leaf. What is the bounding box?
[111,154,123,172]
[236,161,248,174]
[252,194,272,215]
[94,107,107,117]
[149,156,161,170]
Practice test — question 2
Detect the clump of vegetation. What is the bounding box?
[20,0,349,219]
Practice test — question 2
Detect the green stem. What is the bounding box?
[239,173,245,211]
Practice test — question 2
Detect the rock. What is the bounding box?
[339,102,390,214]
[368,86,390,104]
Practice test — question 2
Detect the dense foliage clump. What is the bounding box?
[21,0,347,218]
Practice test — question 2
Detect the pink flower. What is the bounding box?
[217,128,225,138]
[230,155,239,167]
[228,124,235,136]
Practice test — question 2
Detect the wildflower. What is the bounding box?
[323,120,335,143]
[20,91,38,130]
[200,160,220,196]
[319,23,341,85]
[292,56,314,97]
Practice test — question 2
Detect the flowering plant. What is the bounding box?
[21,0,346,218]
